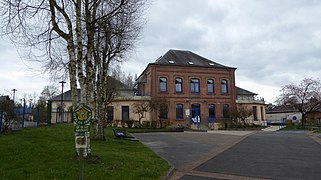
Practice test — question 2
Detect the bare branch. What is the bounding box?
[277,78,321,126]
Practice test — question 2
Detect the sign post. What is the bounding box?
[73,104,92,157]
[73,104,92,180]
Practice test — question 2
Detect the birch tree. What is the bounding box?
[1,0,146,141]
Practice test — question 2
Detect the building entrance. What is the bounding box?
[191,104,201,124]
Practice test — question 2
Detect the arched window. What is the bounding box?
[208,104,216,123]
[221,79,228,94]
[190,78,200,94]
[160,77,167,92]
[159,103,168,119]
[208,104,215,118]
[223,104,230,118]
[207,79,214,94]
[175,78,183,93]
[176,104,184,119]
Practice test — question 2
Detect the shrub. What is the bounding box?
[286,120,294,127]
[132,120,139,128]
[150,121,158,129]
[125,120,135,128]
[113,120,121,127]
[142,121,150,128]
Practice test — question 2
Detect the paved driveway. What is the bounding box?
[133,131,321,180]
[194,131,321,180]
[133,131,253,178]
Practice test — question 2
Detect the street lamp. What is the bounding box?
[59,81,66,124]
[11,89,17,103]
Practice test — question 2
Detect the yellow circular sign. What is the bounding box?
[73,104,92,126]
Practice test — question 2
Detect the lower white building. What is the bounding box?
[266,104,301,125]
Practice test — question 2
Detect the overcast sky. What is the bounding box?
[1,0,321,104]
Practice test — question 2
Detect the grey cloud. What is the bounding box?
[3,0,321,103]
[132,0,321,103]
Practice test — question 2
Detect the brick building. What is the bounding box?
[50,50,248,129]
[135,49,236,128]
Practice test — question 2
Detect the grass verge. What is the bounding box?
[0,124,170,180]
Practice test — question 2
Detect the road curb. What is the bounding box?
[308,131,321,146]
[163,166,176,180]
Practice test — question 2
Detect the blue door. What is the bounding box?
[191,104,201,124]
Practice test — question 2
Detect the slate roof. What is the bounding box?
[151,49,235,69]
[266,105,298,114]
[235,86,257,96]
[51,79,133,101]
[51,89,81,101]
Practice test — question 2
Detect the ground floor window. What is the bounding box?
[208,104,216,123]
[176,104,184,120]
[122,106,129,121]
[223,104,230,118]
[159,103,168,120]
[107,106,114,122]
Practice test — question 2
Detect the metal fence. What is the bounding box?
[0,105,51,133]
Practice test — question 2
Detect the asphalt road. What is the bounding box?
[133,131,321,180]
[195,131,321,180]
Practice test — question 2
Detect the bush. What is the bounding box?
[113,120,121,127]
[132,120,139,128]
[125,120,135,128]
[221,121,264,130]
[282,123,306,130]
[150,121,158,129]
[216,120,226,129]
[160,120,173,128]
[286,120,294,127]
[230,122,246,128]
[142,121,150,128]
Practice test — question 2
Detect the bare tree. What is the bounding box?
[277,78,321,126]
[36,85,59,124]
[149,97,169,128]
[110,65,135,86]
[231,106,253,126]
[39,85,59,102]
[1,1,146,142]
[132,101,150,128]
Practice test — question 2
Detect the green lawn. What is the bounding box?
[0,124,170,180]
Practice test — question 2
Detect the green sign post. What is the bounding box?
[73,104,92,157]
[73,104,92,180]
